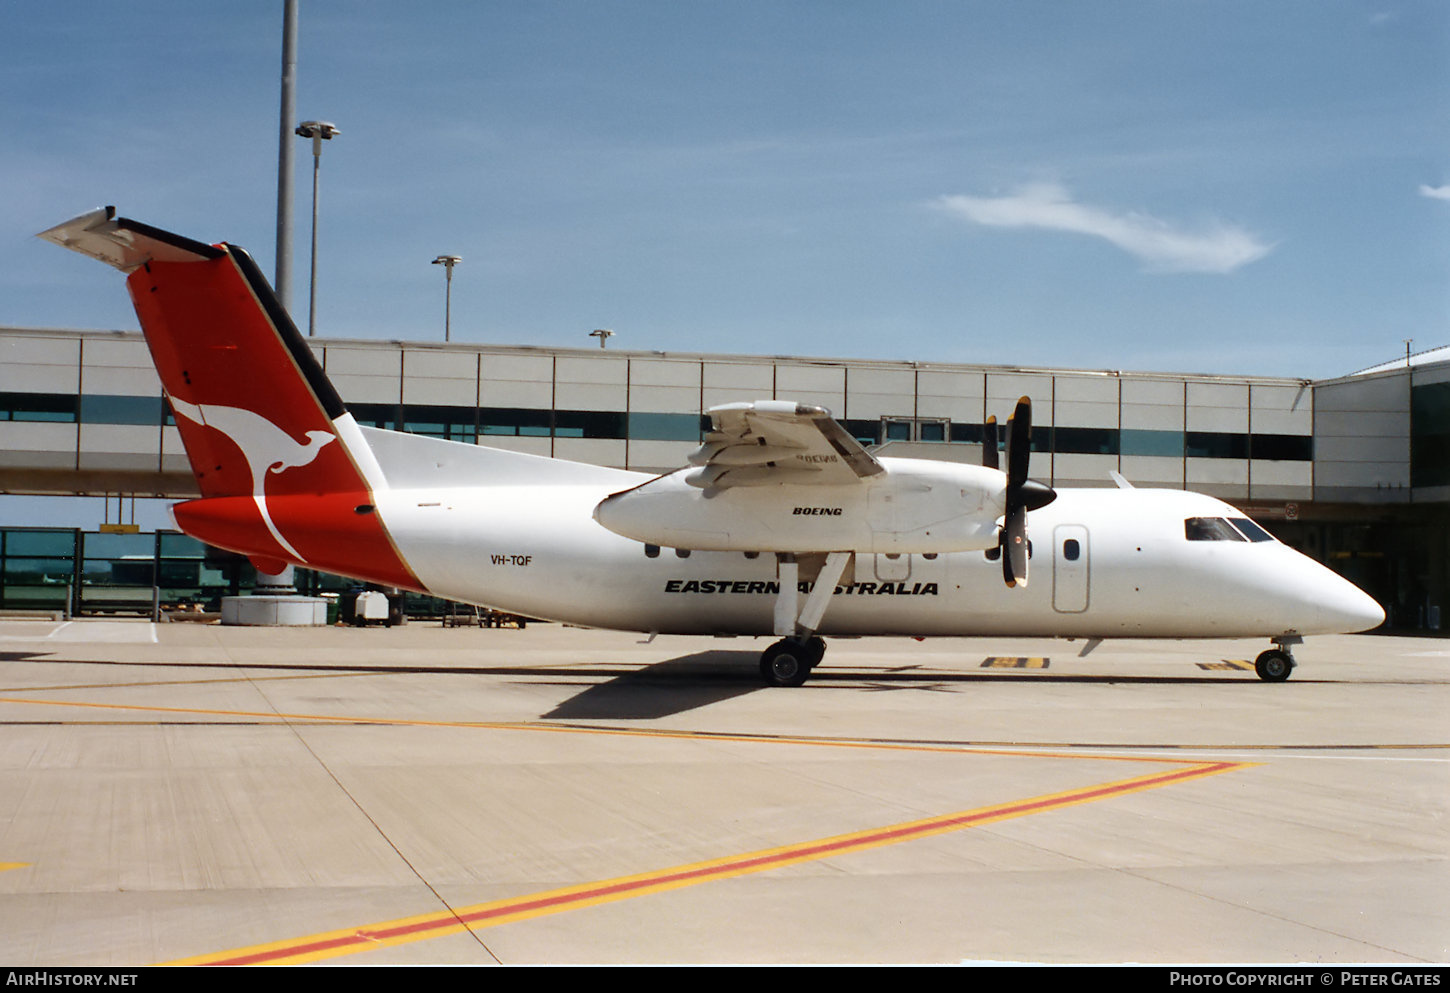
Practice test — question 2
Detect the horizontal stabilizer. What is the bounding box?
[37,207,223,273]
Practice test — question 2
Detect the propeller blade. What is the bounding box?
[1007,396,1032,486]
[997,396,1054,589]
[1002,506,1029,588]
[981,414,998,470]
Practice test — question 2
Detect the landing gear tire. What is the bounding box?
[801,636,826,668]
[1254,649,1293,683]
[760,639,813,687]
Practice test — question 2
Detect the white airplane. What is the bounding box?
[39,208,1385,685]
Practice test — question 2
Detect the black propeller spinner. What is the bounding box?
[985,397,1057,588]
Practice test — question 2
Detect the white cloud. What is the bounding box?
[933,182,1273,274]
[1418,184,1450,201]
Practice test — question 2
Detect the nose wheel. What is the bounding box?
[1254,636,1300,682]
[1254,649,1293,682]
[759,636,826,687]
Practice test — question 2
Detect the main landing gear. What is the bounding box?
[1254,635,1301,682]
[759,551,852,687]
[759,636,826,688]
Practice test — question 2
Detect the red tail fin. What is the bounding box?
[127,244,353,500]
[40,209,422,590]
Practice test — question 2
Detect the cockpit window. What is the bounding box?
[1185,517,1246,542]
[1229,517,1275,542]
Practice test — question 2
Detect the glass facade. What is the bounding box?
[0,528,78,610]
[0,528,237,614]
[2,378,1319,466]
[0,391,76,422]
[1,385,1319,462]
[1411,381,1450,489]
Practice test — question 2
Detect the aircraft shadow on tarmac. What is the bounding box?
[537,649,1273,721]
[0,650,1290,724]
[539,651,766,720]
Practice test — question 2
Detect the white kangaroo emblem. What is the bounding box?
[168,396,335,562]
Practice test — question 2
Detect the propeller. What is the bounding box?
[997,397,1056,589]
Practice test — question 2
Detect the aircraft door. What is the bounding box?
[1052,525,1089,613]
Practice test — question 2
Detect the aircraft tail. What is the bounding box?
[39,208,422,588]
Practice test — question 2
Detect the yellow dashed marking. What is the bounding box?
[982,656,1049,669]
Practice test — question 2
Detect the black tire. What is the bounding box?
[1255,649,1293,682]
[802,636,826,668]
[760,640,811,687]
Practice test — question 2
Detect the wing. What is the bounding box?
[684,401,884,489]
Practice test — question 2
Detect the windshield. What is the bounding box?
[1185,517,1246,542]
[1229,517,1275,542]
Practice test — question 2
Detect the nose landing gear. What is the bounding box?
[1255,635,1301,682]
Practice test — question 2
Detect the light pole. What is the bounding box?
[295,120,339,336]
[589,328,614,348]
[275,0,298,311]
[432,255,462,342]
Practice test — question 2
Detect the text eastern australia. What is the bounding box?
[664,579,939,596]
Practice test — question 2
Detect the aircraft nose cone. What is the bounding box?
[1312,573,1385,633]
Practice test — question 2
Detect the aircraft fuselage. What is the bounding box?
[363,466,1380,641]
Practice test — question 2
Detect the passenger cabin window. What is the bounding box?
[1229,517,1275,542]
[1063,539,1080,561]
[1185,517,1246,542]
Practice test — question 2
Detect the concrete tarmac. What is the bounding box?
[0,618,1445,965]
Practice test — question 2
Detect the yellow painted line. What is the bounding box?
[0,695,1219,765]
[0,862,28,873]
[981,656,1048,669]
[163,758,1247,966]
[0,671,373,695]
[1198,660,1253,671]
[12,693,1434,752]
[0,693,1261,963]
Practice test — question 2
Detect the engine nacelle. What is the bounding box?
[593,457,1006,554]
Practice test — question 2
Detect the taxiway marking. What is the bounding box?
[0,694,1239,764]
[164,759,1246,966]
[0,692,1260,965]
[0,670,372,695]
[982,656,1049,668]
[4,693,1443,754]
[0,622,157,644]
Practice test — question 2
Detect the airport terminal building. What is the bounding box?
[0,325,1445,627]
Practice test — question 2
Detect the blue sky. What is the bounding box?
[3,1,1447,382]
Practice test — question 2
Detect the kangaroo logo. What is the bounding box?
[168,396,335,562]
